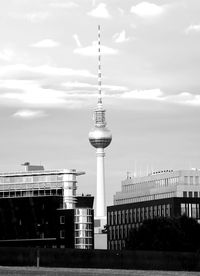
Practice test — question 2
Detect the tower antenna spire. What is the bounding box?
[98,25,102,105]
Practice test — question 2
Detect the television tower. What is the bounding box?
[89,25,112,218]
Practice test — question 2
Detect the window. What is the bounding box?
[166,204,170,217]
[60,230,65,239]
[153,206,157,217]
[125,210,129,223]
[194,192,198,198]
[60,216,65,224]
[183,191,187,198]
[189,191,193,198]
[181,203,186,215]
[192,204,197,218]
[108,212,110,225]
[129,209,133,223]
[118,211,121,224]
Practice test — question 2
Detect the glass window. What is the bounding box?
[197,204,200,219]
[108,212,110,225]
[183,191,187,198]
[60,216,65,224]
[133,209,136,222]
[60,230,65,239]
[153,206,157,217]
[125,210,129,224]
[114,211,118,225]
[189,191,193,198]
[118,211,121,225]
[122,210,125,224]
[190,176,193,185]
[194,191,198,198]
[181,203,186,215]
[149,206,153,218]
[195,176,199,185]
[192,204,197,218]
[111,212,114,225]
[129,209,133,223]
[166,204,170,217]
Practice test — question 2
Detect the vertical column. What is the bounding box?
[63,173,77,209]
[96,148,105,217]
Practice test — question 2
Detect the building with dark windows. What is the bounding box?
[0,163,94,249]
[107,169,200,250]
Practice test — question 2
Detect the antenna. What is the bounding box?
[98,25,102,104]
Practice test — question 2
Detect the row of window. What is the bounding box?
[184,176,200,185]
[0,189,63,199]
[122,177,179,193]
[75,237,93,245]
[108,224,136,241]
[108,204,171,226]
[108,240,125,251]
[75,223,93,230]
[183,191,199,198]
[75,230,92,238]
[0,175,64,184]
[75,209,92,216]
[114,192,175,205]
[181,203,200,218]
[74,216,92,223]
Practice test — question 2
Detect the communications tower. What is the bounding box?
[89,26,112,219]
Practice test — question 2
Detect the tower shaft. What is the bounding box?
[96,148,105,217]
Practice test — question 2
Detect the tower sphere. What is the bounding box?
[89,127,112,148]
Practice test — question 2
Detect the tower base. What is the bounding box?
[94,216,107,249]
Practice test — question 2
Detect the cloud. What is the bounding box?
[120,89,200,106]
[74,41,118,56]
[62,81,127,92]
[121,89,163,101]
[0,49,15,61]
[0,64,96,79]
[113,30,130,43]
[25,12,50,23]
[49,2,79,8]
[118,8,125,16]
[165,92,200,106]
[185,24,200,34]
[88,3,111,19]
[130,2,163,18]
[13,109,46,119]
[31,39,60,48]
[73,34,82,47]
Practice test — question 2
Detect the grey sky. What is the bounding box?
[0,0,200,206]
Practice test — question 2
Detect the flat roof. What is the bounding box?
[0,169,85,177]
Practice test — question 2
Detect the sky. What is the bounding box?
[0,0,200,208]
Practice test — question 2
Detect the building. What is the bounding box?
[107,169,200,250]
[0,163,94,249]
[88,26,112,248]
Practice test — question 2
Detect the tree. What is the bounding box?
[125,216,200,252]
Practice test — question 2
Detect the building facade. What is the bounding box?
[107,169,200,250]
[0,163,94,249]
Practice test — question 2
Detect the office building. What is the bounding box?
[107,169,200,250]
[0,163,94,249]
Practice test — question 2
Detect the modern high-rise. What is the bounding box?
[0,163,94,249]
[107,169,200,250]
[89,26,112,220]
